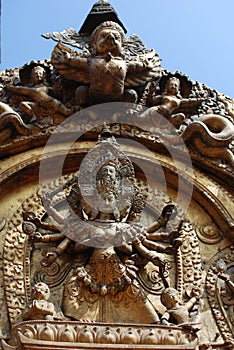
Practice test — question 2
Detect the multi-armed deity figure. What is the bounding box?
[23,126,186,324]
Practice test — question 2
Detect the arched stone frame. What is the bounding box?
[0,139,233,344]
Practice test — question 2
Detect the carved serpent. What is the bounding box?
[181,114,234,164]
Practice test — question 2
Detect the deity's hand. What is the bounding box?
[32,231,44,241]
[190,286,202,299]
[150,252,168,271]
[32,300,41,311]
[22,221,43,242]
[167,230,181,241]
[42,193,52,209]
[41,251,58,267]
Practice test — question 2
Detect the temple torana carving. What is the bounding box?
[0,1,233,349]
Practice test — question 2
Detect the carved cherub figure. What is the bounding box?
[6,65,73,125]
[22,282,54,321]
[140,76,203,129]
[160,287,201,327]
[51,21,160,107]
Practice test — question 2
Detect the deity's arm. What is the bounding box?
[0,101,18,115]
[52,237,72,256]
[51,42,89,82]
[22,305,34,321]
[140,237,175,254]
[44,202,65,225]
[146,217,167,235]
[116,243,133,255]
[38,232,66,242]
[185,296,198,311]
[179,97,203,108]
[150,95,163,106]
[41,237,73,267]
[161,311,171,325]
[127,57,154,74]
[6,85,44,100]
[146,230,179,242]
[218,273,234,293]
[133,237,167,268]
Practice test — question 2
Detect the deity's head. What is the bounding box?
[161,287,182,309]
[96,159,121,204]
[32,282,50,301]
[166,77,181,96]
[216,259,227,274]
[30,66,47,85]
[90,21,125,56]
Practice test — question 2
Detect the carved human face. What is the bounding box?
[217,259,227,273]
[96,164,120,203]
[166,78,180,95]
[96,28,122,55]
[30,66,46,85]
[162,288,180,308]
[32,282,50,300]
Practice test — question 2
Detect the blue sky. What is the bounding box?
[1,0,234,97]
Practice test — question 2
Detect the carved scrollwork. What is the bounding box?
[3,192,44,325]
[196,222,222,244]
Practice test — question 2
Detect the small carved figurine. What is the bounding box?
[160,287,201,327]
[139,76,203,129]
[22,282,54,321]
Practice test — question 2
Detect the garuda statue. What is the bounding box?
[45,20,161,107]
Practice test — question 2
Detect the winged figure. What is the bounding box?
[50,21,161,106]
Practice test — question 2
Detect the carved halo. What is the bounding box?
[19,60,52,86]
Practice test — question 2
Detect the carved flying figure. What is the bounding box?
[139,76,203,129]
[6,64,73,125]
[51,21,161,107]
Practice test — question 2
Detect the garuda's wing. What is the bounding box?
[124,34,151,58]
[42,27,90,51]
[125,49,162,88]
[124,34,161,88]
[51,42,90,84]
